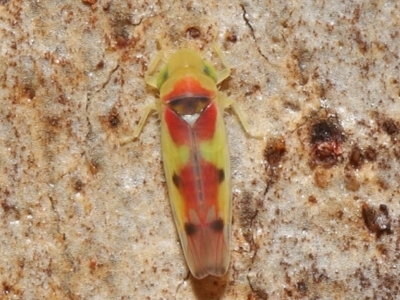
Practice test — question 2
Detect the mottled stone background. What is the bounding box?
[0,0,399,299]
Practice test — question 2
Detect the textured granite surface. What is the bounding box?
[0,0,399,299]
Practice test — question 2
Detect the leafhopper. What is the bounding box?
[122,47,256,279]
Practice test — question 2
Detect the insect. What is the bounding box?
[122,46,256,279]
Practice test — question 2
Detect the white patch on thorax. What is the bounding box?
[182,113,200,126]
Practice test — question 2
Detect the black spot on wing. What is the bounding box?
[210,218,224,232]
[184,222,197,236]
[172,173,180,188]
[218,169,225,183]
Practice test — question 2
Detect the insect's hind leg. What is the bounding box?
[119,104,157,145]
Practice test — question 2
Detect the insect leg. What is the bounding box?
[120,104,157,145]
[145,51,164,88]
[212,44,231,84]
[218,92,263,139]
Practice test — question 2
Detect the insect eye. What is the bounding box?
[203,63,217,82]
[157,66,169,89]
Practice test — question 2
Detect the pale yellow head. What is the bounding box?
[156,49,218,89]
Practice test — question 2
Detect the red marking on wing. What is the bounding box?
[164,108,191,145]
[162,84,228,277]
[193,102,217,141]
[164,102,217,145]
[162,76,214,103]
[173,137,229,279]
[179,160,220,218]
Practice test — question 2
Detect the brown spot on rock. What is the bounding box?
[314,168,332,189]
[344,168,360,191]
[264,138,286,189]
[382,119,398,136]
[186,26,201,39]
[308,195,317,204]
[362,203,392,238]
[225,31,237,43]
[309,118,345,168]
[364,146,377,161]
[74,179,84,192]
[349,145,363,169]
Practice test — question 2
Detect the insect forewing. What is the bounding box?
[161,98,231,279]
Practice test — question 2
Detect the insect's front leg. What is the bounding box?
[212,44,231,84]
[145,51,164,88]
[120,51,165,145]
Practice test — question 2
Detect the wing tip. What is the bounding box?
[191,263,229,280]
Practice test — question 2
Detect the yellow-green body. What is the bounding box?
[122,47,256,279]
